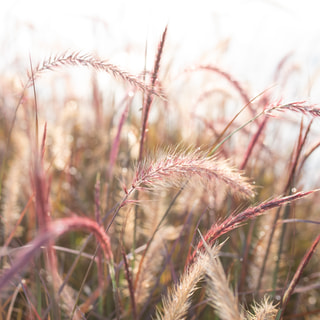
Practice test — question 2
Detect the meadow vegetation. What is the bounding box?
[0,26,319,319]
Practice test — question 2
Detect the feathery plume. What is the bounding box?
[265,101,320,118]
[133,148,255,198]
[27,51,165,99]
[156,251,211,320]
[189,189,318,265]
[202,242,243,320]
[246,295,278,320]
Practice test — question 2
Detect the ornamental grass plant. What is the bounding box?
[0,26,319,319]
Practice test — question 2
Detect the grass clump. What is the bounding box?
[0,26,320,320]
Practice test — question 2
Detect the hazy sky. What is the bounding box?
[2,0,320,100]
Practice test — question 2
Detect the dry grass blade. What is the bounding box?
[121,244,137,320]
[133,148,255,198]
[108,94,133,180]
[0,217,113,291]
[186,64,254,115]
[27,51,165,99]
[240,117,268,170]
[277,233,320,318]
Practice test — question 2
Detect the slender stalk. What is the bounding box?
[134,181,187,292]
[276,234,320,319]
[121,244,137,320]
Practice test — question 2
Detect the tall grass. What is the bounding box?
[0,26,320,320]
